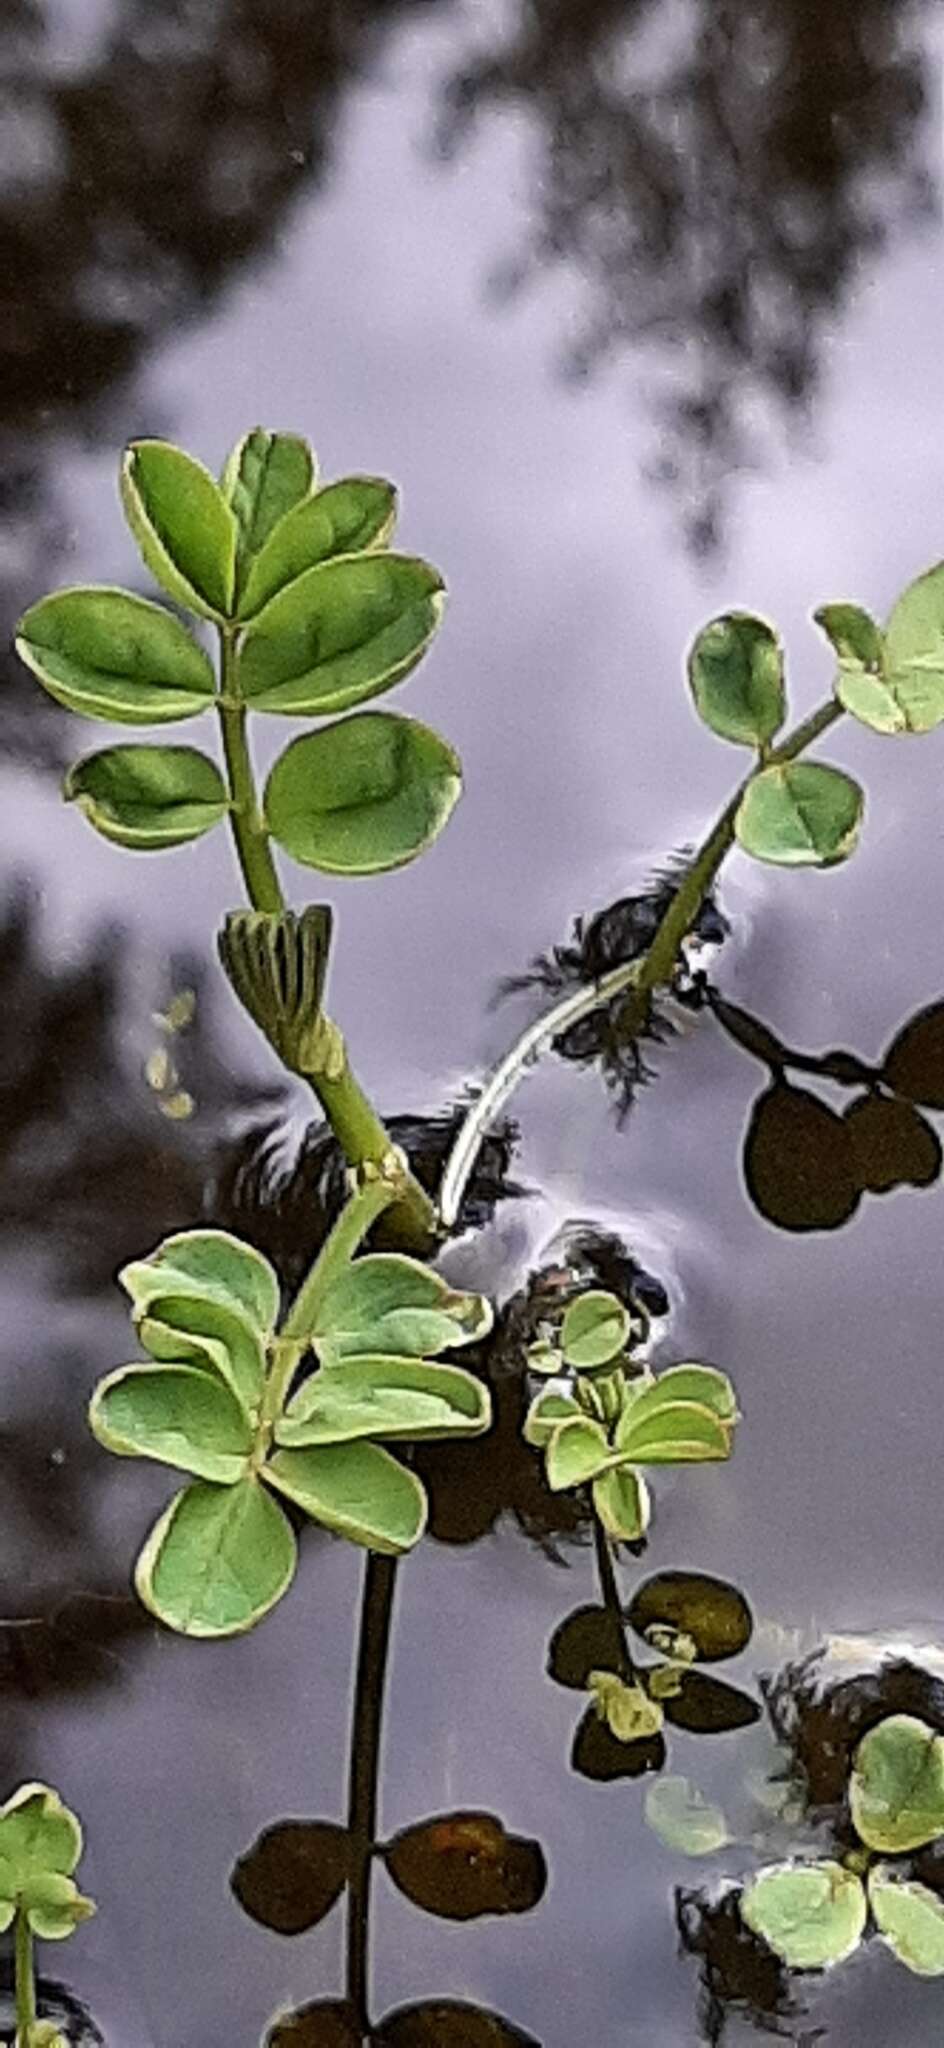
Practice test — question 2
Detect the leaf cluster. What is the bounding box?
[0,1783,94,1942]
[89,1228,493,1636]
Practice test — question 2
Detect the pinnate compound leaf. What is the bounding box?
[547,1604,626,1689]
[571,1705,665,1783]
[592,1464,651,1540]
[560,1290,630,1369]
[65,745,228,850]
[15,588,215,724]
[883,1002,944,1109]
[265,1442,427,1553]
[89,1364,252,1482]
[744,1081,861,1232]
[523,1388,583,1449]
[687,612,786,748]
[121,440,237,619]
[275,1356,491,1448]
[615,1399,730,1466]
[878,562,944,733]
[265,713,461,875]
[869,1870,944,1976]
[384,1813,546,1921]
[850,1715,944,1853]
[240,478,398,619]
[740,1861,866,1970]
[121,1228,280,1337]
[266,2002,363,2048]
[735,762,863,868]
[135,1478,297,1637]
[313,1253,491,1362]
[545,1416,610,1490]
[377,2003,541,2047]
[221,428,315,572]
[136,1293,266,1415]
[237,551,443,713]
[644,1775,730,1856]
[231,1820,350,1935]
[843,1093,941,1194]
[628,1571,753,1663]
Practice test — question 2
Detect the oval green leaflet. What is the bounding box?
[221,427,316,592]
[89,1364,253,1483]
[312,1252,492,1362]
[869,1869,944,1976]
[687,612,786,749]
[237,550,444,715]
[735,760,864,867]
[849,1714,944,1853]
[264,712,462,875]
[15,586,215,725]
[238,477,398,620]
[0,1783,95,1939]
[560,1290,630,1369]
[591,1463,650,1540]
[275,1355,491,1448]
[264,1442,427,1554]
[740,1860,867,1970]
[135,1478,298,1638]
[65,745,229,850]
[120,1228,281,1337]
[121,439,238,621]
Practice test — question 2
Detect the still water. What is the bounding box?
[1,2,943,2042]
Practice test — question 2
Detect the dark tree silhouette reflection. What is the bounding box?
[437,0,937,552]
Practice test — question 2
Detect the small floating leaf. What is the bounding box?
[571,1706,665,1783]
[740,1861,866,1970]
[560,1290,630,1369]
[65,745,228,850]
[644,1775,730,1856]
[121,439,237,619]
[275,1355,491,1448]
[238,552,443,714]
[547,1604,626,1690]
[265,713,462,875]
[735,762,863,868]
[240,478,397,618]
[136,1478,297,1637]
[869,1870,944,1977]
[15,588,215,725]
[744,1080,861,1232]
[843,1093,941,1194]
[384,1812,546,1921]
[231,1820,351,1935]
[850,1715,944,1854]
[688,613,786,749]
[883,1002,944,1109]
[265,1442,427,1554]
[591,1464,650,1540]
[89,1364,252,1483]
[313,1253,491,1362]
[627,1571,753,1662]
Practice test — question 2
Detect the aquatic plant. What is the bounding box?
[0,1783,94,2048]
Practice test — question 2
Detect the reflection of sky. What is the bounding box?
[3,4,944,2042]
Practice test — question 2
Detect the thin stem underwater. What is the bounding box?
[14,1910,36,2038]
[346,1551,398,2035]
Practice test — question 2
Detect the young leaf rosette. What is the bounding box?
[90,1230,493,1637]
[524,1357,739,1541]
[0,1784,95,1940]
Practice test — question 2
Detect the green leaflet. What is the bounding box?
[15,586,215,725]
[614,1399,731,1465]
[545,1416,610,1490]
[120,1228,280,1338]
[135,1478,298,1638]
[89,1364,253,1483]
[869,1871,944,1976]
[523,1389,583,1449]
[591,1464,650,1540]
[275,1354,491,1447]
[265,1442,427,1553]
[850,1714,944,1853]
[644,1776,730,1857]
[135,1292,267,1415]
[237,550,444,714]
[221,428,316,585]
[560,1290,629,1369]
[264,713,462,875]
[0,1785,95,1941]
[688,612,786,748]
[740,1860,867,1970]
[735,761,864,868]
[121,439,238,620]
[65,745,229,850]
[239,477,398,619]
[313,1252,492,1361]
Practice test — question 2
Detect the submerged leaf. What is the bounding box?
[231,1820,350,1935]
[377,2003,540,2047]
[266,2003,363,2048]
[588,1670,663,1742]
[883,1002,944,1109]
[265,713,462,875]
[644,1775,730,1856]
[744,1080,861,1232]
[661,1671,761,1735]
[571,1705,665,1783]
[740,1861,866,1970]
[735,762,863,868]
[850,1715,944,1854]
[843,1092,941,1194]
[384,1812,546,1921]
[627,1571,754,1662]
[135,1478,297,1637]
[546,1604,626,1690]
[869,1870,944,1977]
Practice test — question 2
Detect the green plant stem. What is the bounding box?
[592,1511,636,1682]
[282,1175,398,1345]
[438,695,845,1228]
[346,1551,398,2035]
[15,1909,36,2038]
[215,627,439,1254]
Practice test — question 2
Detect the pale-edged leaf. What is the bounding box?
[523,1388,583,1449]
[0,1783,83,1883]
[560,1290,629,1369]
[237,551,443,713]
[265,712,461,875]
[869,1870,944,1976]
[120,1227,280,1337]
[121,439,237,619]
[15,587,215,724]
[735,762,863,868]
[879,562,944,734]
[89,1364,252,1483]
[135,1477,297,1637]
[850,1714,944,1853]
[136,1292,266,1415]
[644,1775,730,1856]
[239,478,397,619]
[618,1364,737,1441]
[65,744,228,850]
[264,1442,426,1553]
[687,612,786,748]
[740,1860,867,1970]
[275,1355,491,1447]
[544,1415,610,1490]
[616,1399,731,1465]
[20,1869,95,1939]
[591,1464,651,1540]
[313,1252,492,1362]
[221,428,315,581]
